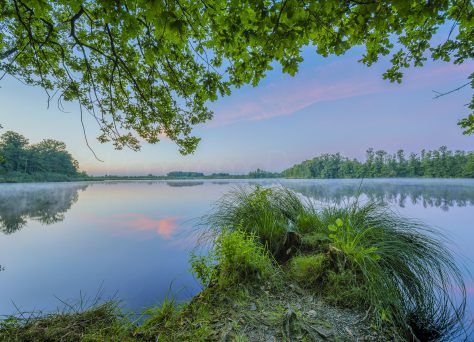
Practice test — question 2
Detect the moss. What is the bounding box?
[289,254,327,288]
[300,232,330,250]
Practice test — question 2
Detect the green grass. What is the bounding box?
[317,201,467,340]
[0,302,134,341]
[204,185,314,259]
[190,227,277,288]
[205,185,469,341]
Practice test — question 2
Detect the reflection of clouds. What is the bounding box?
[90,213,181,239]
[468,284,474,295]
[113,214,179,239]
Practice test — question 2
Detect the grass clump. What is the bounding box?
[191,227,276,288]
[135,297,179,340]
[205,185,469,341]
[317,203,467,340]
[0,302,133,341]
[204,185,315,260]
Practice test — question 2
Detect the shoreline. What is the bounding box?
[0,279,385,341]
[2,175,474,184]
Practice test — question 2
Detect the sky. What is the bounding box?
[0,43,473,175]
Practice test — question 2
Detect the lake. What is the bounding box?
[1,179,473,325]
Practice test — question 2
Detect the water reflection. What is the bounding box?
[281,179,474,210]
[166,181,204,187]
[0,183,88,234]
[103,213,180,239]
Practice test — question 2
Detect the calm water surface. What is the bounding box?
[1,179,473,325]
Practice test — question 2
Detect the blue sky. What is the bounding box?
[0,44,472,175]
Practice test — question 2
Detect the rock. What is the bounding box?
[314,326,333,339]
[265,334,276,342]
[250,302,257,311]
[307,310,317,319]
[289,283,305,295]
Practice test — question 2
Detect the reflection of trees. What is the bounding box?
[282,180,474,211]
[211,181,230,185]
[0,183,88,234]
[166,181,204,187]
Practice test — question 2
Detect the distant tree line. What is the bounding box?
[167,171,205,178]
[247,168,280,179]
[166,170,279,179]
[0,130,83,179]
[282,147,474,179]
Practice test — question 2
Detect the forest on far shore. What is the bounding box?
[0,130,87,182]
[282,147,474,179]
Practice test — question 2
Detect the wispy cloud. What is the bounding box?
[209,59,473,126]
[210,63,384,126]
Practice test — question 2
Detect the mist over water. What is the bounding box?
[0,179,473,326]
[0,183,89,234]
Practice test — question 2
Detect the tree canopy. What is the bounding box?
[0,130,80,176]
[1,0,472,153]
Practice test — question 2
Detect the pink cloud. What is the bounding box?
[427,62,473,76]
[406,62,473,86]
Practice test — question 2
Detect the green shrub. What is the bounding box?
[294,211,321,234]
[191,228,275,288]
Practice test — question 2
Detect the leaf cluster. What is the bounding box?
[1,1,472,153]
